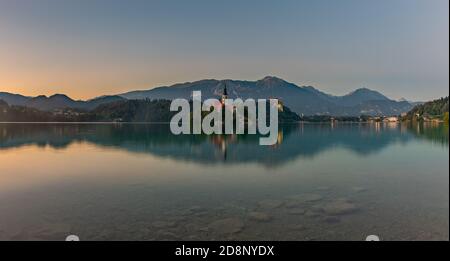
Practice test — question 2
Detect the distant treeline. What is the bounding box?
[404,97,449,122]
[3,97,449,123]
[0,99,300,123]
[92,99,176,122]
[0,99,180,122]
[299,115,373,122]
[0,99,67,122]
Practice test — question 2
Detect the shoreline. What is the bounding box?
[1,121,444,124]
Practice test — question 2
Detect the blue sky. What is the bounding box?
[0,0,448,100]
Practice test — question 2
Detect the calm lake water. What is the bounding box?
[0,123,448,241]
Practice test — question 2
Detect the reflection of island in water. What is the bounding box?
[0,123,448,167]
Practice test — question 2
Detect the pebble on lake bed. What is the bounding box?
[319,199,359,215]
[208,218,245,235]
[248,211,272,222]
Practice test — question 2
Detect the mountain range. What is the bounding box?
[1,76,415,116]
[0,92,125,111]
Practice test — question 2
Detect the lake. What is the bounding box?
[0,122,448,241]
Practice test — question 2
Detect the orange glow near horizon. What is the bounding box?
[0,68,175,100]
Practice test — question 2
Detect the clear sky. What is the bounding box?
[0,0,448,101]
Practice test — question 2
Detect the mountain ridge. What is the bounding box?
[0,92,125,111]
[1,76,415,116]
[118,76,413,116]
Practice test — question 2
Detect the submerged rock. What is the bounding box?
[209,218,245,235]
[320,199,359,215]
[291,224,306,231]
[198,227,209,232]
[248,211,272,222]
[284,200,301,208]
[258,199,284,209]
[287,193,323,203]
[322,216,341,224]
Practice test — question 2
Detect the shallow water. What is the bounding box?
[0,122,448,241]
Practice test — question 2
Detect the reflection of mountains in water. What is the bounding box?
[0,123,447,167]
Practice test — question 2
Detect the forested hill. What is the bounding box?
[0,99,178,122]
[0,99,301,123]
[406,97,449,122]
[407,97,448,116]
[86,99,301,123]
